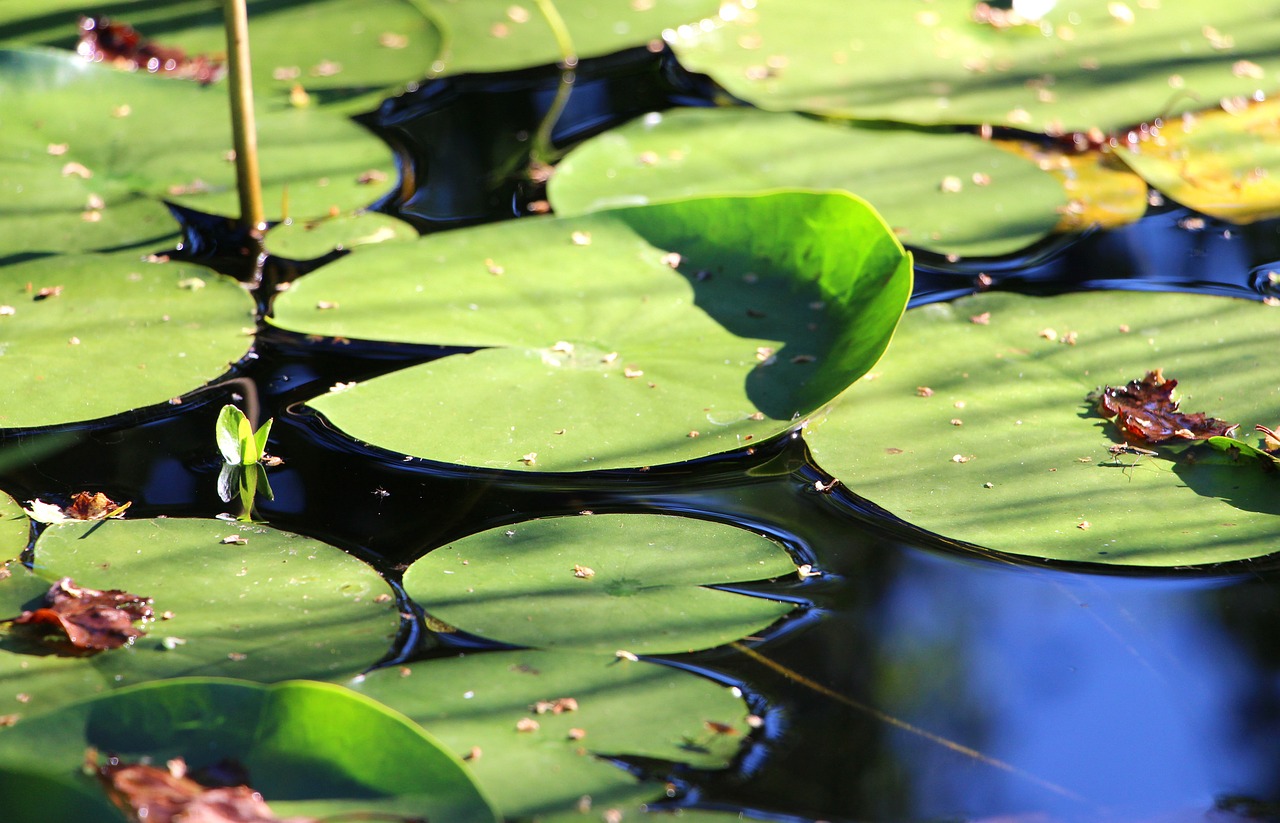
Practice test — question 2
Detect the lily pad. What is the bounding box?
[0,518,398,718]
[1118,97,1280,224]
[405,514,797,653]
[343,649,752,819]
[264,210,418,260]
[549,107,1066,258]
[806,290,1280,566]
[0,0,441,113]
[0,678,498,823]
[0,493,28,557]
[668,0,1280,133]
[424,0,717,75]
[271,191,911,472]
[0,48,396,227]
[0,252,253,428]
[996,139,1149,232]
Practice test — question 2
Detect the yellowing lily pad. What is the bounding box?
[1118,97,1280,224]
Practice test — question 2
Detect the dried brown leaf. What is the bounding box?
[10,577,152,651]
[1096,368,1237,445]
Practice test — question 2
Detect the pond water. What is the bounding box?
[5,42,1280,823]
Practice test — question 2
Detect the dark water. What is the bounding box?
[5,45,1280,823]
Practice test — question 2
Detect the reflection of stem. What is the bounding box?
[729,641,1092,807]
[530,0,577,166]
[222,0,265,231]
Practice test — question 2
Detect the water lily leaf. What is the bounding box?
[272,191,911,471]
[263,211,418,260]
[550,107,1066,258]
[0,48,395,226]
[342,649,751,819]
[422,0,717,75]
[0,678,499,823]
[0,768,121,823]
[668,0,1280,133]
[405,514,796,653]
[1118,97,1280,224]
[996,140,1149,232]
[0,518,398,718]
[0,0,441,113]
[806,291,1280,567]
[0,493,28,558]
[0,252,253,428]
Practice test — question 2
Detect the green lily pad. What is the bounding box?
[0,493,28,558]
[0,518,398,718]
[0,252,253,428]
[0,48,395,228]
[424,0,717,75]
[342,648,751,819]
[271,191,911,471]
[264,210,418,260]
[0,678,498,823]
[668,0,1280,133]
[806,290,1280,567]
[0,767,120,823]
[0,0,441,113]
[1119,97,1280,224]
[405,514,797,653]
[549,107,1066,258]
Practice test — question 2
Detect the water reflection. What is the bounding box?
[873,552,1269,819]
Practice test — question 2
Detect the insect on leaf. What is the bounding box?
[1095,369,1238,445]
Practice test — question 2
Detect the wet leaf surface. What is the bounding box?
[0,252,253,428]
[806,290,1280,566]
[404,514,797,654]
[1119,97,1280,224]
[1096,368,1238,445]
[272,192,911,471]
[10,577,152,652]
[0,679,498,823]
[342,648,750,819]
[669,0,1280,133]
[549,107,1066,258]
[0,520,398,717]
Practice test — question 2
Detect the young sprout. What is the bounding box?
[216,404,273,466]
[215,405,275,521]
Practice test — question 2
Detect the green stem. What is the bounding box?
[530,0,577,165]
[222,0,265,231]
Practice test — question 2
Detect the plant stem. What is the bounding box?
[222,0,265,230]
[531,0,577,165]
